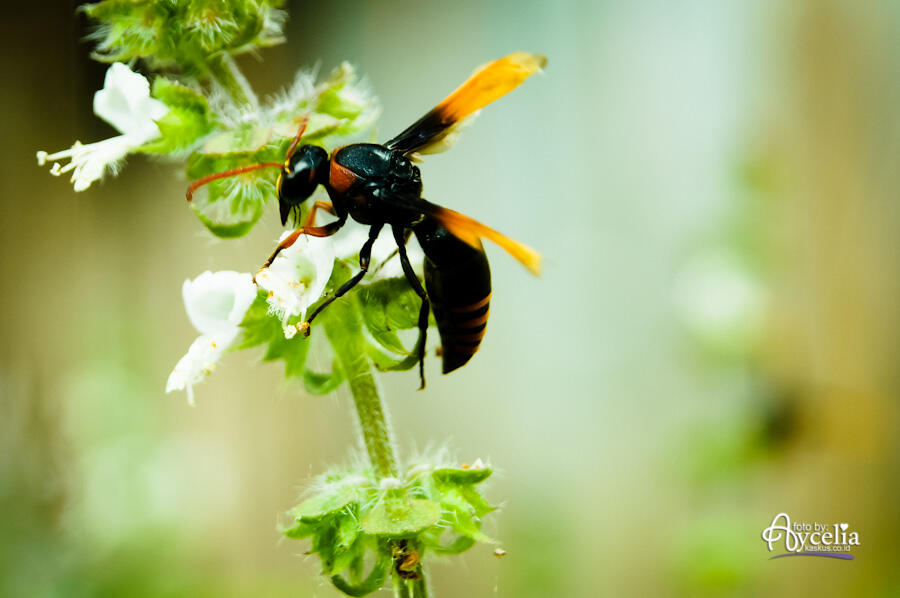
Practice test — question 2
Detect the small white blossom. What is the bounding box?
[93,62,169,139]
[255,234,335,338]
[36,63,168,191]
[166,271,256,405]
[182,271,257,336]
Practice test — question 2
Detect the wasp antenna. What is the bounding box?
[185,162,284,202]
[284,115,310,164]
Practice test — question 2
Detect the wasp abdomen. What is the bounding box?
[414,216,492,374]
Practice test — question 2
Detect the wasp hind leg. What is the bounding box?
[392,226,429,390]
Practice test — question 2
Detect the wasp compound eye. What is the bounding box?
[279,145,329,225]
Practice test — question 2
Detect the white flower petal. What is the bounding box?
[94,63,168,140]
[182,271,256,336]
[167,270,256,403]
[255,234,335,336]
[165,330,238,405]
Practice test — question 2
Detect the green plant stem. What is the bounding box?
[321,295,428,597]
[207,54,259,111]
[321,300,398,479]
[392,572,411,598]
[391,570,429,598]
[411,574,429,598]
[345,359,398,479]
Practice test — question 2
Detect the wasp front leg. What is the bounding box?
[259,201,343,271]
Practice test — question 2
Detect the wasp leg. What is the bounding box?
[261,217,346,270]
[302,223,384,333]
[370,228,412,277]
[304,200,336,227]
[266,200,337,268]
[392,226,429,390]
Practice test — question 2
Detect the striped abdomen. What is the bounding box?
[414,216,492,374]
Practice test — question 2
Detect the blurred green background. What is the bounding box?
[2,1,900,596]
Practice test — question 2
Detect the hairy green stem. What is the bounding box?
[392,572,411,598]
[411,574,429,598]
[207,54,259,111]
[321,294,429,597]
[344,359,398,479]
[321,300,398,479]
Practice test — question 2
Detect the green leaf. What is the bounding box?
[349,546,365,582]
[444,506,491,544]
[437,488,492,543]
[188,175,272,238]
[330,550,390,597]
[263,333,310,379]
[238,293,311,379]
[184,142,287,235]
[439,488,473,513]
[360,497,441,538]
[433,465,493,486]
[459,486,495,518]
[356,293,411,355]
[139,78,215,154]
[353,279,426,371]
[282,519,316,539]
[292,487,358,524]
[336,514,360,550]
[303,361,345,395]
[311,519,337,564]
[330,545,356,577]
[236,292,280,349]
[430,534,476,555]
[185,141,286,179]
[364,340,421,373]
[355,279,423,332]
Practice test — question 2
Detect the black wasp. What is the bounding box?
[187,52,545,387]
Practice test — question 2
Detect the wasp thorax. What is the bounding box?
[278,145,329,225]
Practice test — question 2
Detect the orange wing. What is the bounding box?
[427,205,542,276]
[386,52,547,156]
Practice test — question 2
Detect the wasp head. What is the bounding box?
[278,145,328,225]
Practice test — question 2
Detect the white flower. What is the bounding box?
[36,63,168,191]
[93,62,168,140]
[182,271,257,336]
[255,234,335,338]
[166,271,256,405]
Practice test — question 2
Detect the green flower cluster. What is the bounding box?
[284,461,495,596]
[83,0,285,72]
